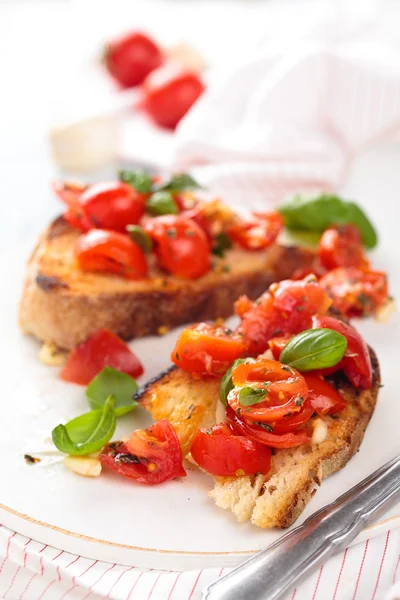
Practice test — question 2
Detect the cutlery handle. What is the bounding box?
[203,453,400,600]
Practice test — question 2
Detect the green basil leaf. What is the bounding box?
[126,225,153,254]
[86,367,138,416]
[238,386,268,407]
[212,232,233,258]
[159,173,202,192]
[219,358,249,406]
[118,169,154,194]
[278,194,378,249]
[146,191,178,216]
[52,396,116,456]
[280,328,347,372]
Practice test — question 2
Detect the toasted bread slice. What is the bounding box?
[136,349,380,528]
[19,216,314,349]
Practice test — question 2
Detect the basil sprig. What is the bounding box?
[159,173,202,192]
[278,194,377,249]
[126,225,153,253]
[219,358,249,406]
[52,396,116,456]
[118,169,154,194]
[280,328,347,372]
[86,367,138,416]
[238,386,268,407]
[146,191,178,216]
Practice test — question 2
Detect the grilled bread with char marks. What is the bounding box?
[136,348,379,529]
[19,216,314,350]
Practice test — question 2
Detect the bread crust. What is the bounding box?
[19,217,315,349]
[137,348,380,528]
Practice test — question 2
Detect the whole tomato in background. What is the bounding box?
[105,32,163,88]
[140,63,205,129]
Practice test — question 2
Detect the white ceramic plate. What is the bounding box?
[0,234,399,571]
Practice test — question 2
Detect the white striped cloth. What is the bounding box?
[1,523,400,600]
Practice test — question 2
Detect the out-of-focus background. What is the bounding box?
[2,0,400,254]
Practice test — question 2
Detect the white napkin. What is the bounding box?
[168,0,400,206]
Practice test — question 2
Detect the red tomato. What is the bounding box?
[312,315,372,389]
[75,229,148,280]
[320,267,388,317]
[141,63,205,129]
[190,423,271,477]
[61,329,144,385]
[171,323,247,376]
[238,277,331,354]
[227,212,283,251]
[268,335,293,360]
[226,407,310,448]
[100,420,186,484]
[180,204,212,239]
[235,295,254,318]
[52,181,92,232]
[105,31,163,88]
[303,374,346,415]
[228,359,309,423]
[270,400,315,433]
[145,215,210,279]
[318,225,369,270]
[80,182,146,232]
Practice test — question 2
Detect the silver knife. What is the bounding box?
[202,453,400,600]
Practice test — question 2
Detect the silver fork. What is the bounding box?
[202,453,400,600]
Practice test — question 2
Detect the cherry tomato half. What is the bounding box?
[61,329,144,385]
[268,335,293,360]
[226,407,310,449]
[318,225,369,270]
[145,215,210,279]
[105,31,163,89]
[190,423,271,477]
[75,229,148,280]
[141,63,205,129]
[80,182,146,233]
[227,212,283,251]
[228,359,309,424]
[238,277,331,355]
[52,180,92,232]
[303,373,346,415]
[312,315,372,389]
[100,420,186,484]
[171,323,247,376]
[320,267,388,317]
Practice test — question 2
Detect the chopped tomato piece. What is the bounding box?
[228,358,308,424]
[61,329,144,385]
[226,407,310,448]
[141,64,205,129]
[100,420,186,484]
[105,32,163,89]
[303,374,346,415]
[75,229,148,280]
[53,180,92,232]
[318,225,369,270]
[312,315,372,389]
[268,335,293,360]
[270,400,315,433]
[145,215,210,279]
[190,423,271,476]
[238,277,331,354]
[227,212,283,251]
[171,323,247,376]
[235,295,254,319]
[320,267,388,317]
[80,182,146,232]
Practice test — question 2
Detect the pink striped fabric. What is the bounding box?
[1,523,400,599]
